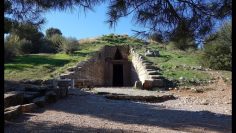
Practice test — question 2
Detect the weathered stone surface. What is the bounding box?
[148,71,161,75]
[23,84,48,92]
[53,87,68,98]
[74,79,93,88]
[23,91,41,104]
[151,75,164,79]
[145,50,160,57]
[67,67,75,72]
[134,81,142,89]
[4,80,25,92]
[60,87,68,97]
[21,103,38,113]
[60,74,71,79]
[20,79,43,85]
[143,80,153,89]
[4,91,23,109]
[57,79,71,88]
[105,94,175,103]
[152,79,165,87]
[45,91,57,103]
[145,65,159,70]
[4,105,22,120]
[142,60,153,64]
[33,96,46,107]
[42,79,54,85]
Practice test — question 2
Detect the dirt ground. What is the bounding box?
[4,71,232,133]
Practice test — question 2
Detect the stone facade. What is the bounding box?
[60,45,133,87]
[130,48,165,89]
[59,45,166,89]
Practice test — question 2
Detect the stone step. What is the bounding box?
[142,60,153,63]
[67,67,75,72]
[152,79,165,87]
[143,62,153,66]
[60,74,70,78]
[33,96,46,107]
[145,65,159,70]
[4,91,24,109]
[148,71,162,75]
[4,105,22,120]
[150,75,164,79]
[146,69,157,71]
[145,65,160,70]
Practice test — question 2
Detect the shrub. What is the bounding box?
[61,38,79,54]
[47,34,65,52]
[200,22,231,70]
[16,39,33,54]
[4,43,16,62]
[46,27,62,38]
[200,43,231,70]
[4,34,19,61]
[39,39,58,53]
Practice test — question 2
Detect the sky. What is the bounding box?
[41,3,144,40]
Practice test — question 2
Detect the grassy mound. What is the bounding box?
[4,34,231,85]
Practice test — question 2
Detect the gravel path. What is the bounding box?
[5,86,231,133]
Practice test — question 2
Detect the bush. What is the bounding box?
[39,39,58,53]
[4,43,16,62]
[61,38,79,54]
[16,39,33,54]
[47,34,65,52]
[46,27,62,38]
[200,43,231,70]
[4,34,19,61]
[200,22,231,70]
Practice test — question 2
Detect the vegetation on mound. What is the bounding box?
[4,43,103,81]
[136,44,211,86]
[4,33,231,85]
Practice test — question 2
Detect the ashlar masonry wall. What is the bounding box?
[60,45,165,89]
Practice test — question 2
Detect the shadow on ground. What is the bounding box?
[5,89,232,133]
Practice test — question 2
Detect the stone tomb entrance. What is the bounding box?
[103,46,134,87]
[112,49,124,86]
[61,45,165,89]
[113,64,123,86]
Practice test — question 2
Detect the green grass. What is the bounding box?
[4,43,103,81]
[136,44,212,83]
[4,34,143,81]
[5,35,231,84]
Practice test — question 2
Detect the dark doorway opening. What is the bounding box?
[114,48,123,60]
[113,64,123,86]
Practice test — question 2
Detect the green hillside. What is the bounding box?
[4,34,231,86]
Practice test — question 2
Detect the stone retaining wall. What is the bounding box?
[4,79,71,120]
[59,45,166,89]
[130,48,165,89]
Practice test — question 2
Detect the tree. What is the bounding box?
[200,22,231,70]
[47,34,66,52]
[148,32,163,43]
[4,0,231,42]
[46,28,62,38]
[10,22,45,53]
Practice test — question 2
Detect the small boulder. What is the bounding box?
[45,91,57,103]
[23,91,41,104]
[33,96,46,107]
[143,80,153,89]
[23,84,47,92]
[21,103,38,113]
[4,105,22,120]
[134,81,142,89]
[152,79,164,87]
[42,79,54,85]
[4,91,24,109]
